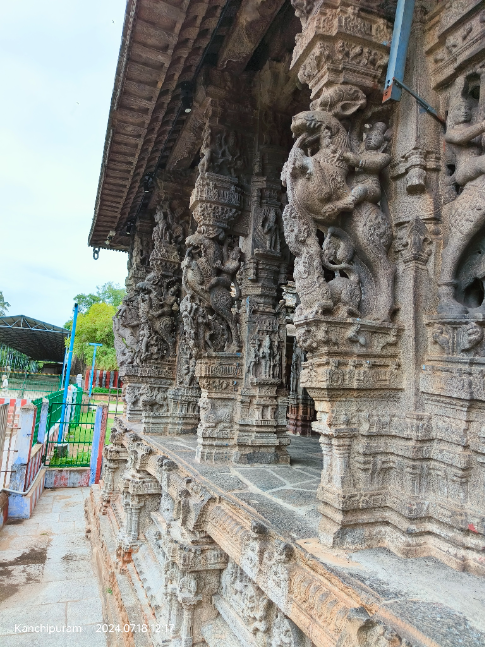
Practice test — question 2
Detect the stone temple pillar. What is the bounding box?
[287,338,316,437]
[182,166,245,462]
[116,222,152,423]
[149,172,199,436]
[166,336,200,435]
[234,136,292,464]
[178,71,261,462]
[114,175,193,434]
[283,1,402,547]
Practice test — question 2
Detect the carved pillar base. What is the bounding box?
[166,386,200,435]
[117,437,161,570]
[287,395,316,437]
[296,316,403,548]
[152,502,228,647]
[195,353,242,463]
[234,381,290,464]
[418,315,485,565]
[235,293,290,465]
[137,361,176,435]
[120,370,143,422]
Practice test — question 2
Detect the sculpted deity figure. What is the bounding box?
[129,233,150,274]
[149,283,179,357]
[136,286,154,363]
[154,201,172,245]
[282,205,333,317]
[113,294,140,366]
[439,80,485,314]
[321,227,361,317]
[260,335,273,378]
[272,339,282,379]
[343,121,395,322]
[261,207,281,252]
[182,231,242,352]
[198,124,214,175]
[154,199,186,252]
[130,274,178,361]
[290,340,302,395]
[247,338,260,377]
[216,130,243,177]
[180,296,198,351]
[180,353,197,387]
[198,125,243,177]
[140,385,168,413]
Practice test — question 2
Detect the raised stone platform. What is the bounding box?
[88,424,485,647]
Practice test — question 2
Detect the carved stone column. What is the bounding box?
[284,1,403,548]
[153,172,202,436]
[115,174,194,435]
[150,456,229,645]
[181,144,246,463]
[100,425,128,514]
[116,435,161,569]
[287,338,316,437]
[166,337,200,435]
[195,353,243,462]
[116,223,152,422]
[233,97,294,463]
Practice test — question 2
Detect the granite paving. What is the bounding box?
[0,487,107,646]
[147,434,324,540]
[146,432,485,645]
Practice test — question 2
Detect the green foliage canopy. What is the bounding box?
[74,282,125,313]
[67,302,118,371]
[66,282,125,371]
[0,291,11,317]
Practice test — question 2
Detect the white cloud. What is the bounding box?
[0,0,128,327]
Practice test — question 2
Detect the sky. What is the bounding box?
[0,0,128,327]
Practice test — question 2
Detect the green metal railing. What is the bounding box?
[42,399,95,467]
[2,371,60,399]
[32,388,83,444]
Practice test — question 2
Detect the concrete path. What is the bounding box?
[0,487,108,646]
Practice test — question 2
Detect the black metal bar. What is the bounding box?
[390,77,446,125]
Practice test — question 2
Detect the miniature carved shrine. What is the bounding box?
[87,1,485,645]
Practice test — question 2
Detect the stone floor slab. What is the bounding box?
[41,558,94,583]
[29,512,61,523]
[0,601,67,635]
[0,487,107,645]
[0,523,40,537]
[0,626,107,647]
[67,598,104,625]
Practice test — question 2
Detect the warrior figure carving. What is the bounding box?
[113,294,140,366]
[182,231,242,352]
[439,78,485,314]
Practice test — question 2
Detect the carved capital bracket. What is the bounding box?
[291,2,392,101]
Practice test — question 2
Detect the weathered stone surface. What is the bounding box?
[88,427,485,647]
[88,0,485,644]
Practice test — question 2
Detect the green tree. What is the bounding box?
[73,291,100,314]
[74,282,125,313]
[0,291,10,317]
[69,302,118,371]
[96,282,125,308]
[66,282,126,372]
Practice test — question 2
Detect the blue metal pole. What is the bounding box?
[59,348,68,390]
[383,0,416,103]
[57,303,79,442]
[88,343,102,399]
